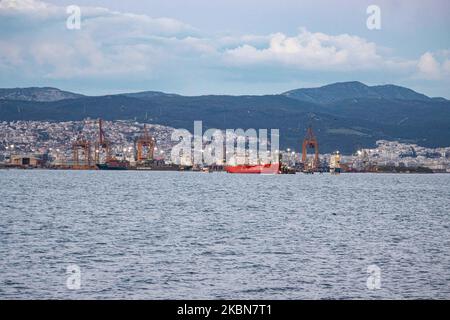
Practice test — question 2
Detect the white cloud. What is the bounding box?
[417,52,441,79]
[223,29,407,71]
[416,51,450,80]
[0,0,201,79]
[0,0,48,10]
[0,0,448,93]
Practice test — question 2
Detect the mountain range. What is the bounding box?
[283,81,435,104]
[0,87,83,102]
[0,81,449,154]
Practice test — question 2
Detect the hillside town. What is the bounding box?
[0,120,449,173]
[344,140,450,172]
[0,120,176,166]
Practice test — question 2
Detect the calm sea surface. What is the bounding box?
[0,170,449,299]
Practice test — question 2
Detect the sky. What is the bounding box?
[0,0,449,97]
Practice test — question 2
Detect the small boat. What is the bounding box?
[330,151,342,175]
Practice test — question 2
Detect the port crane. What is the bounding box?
[136,124,155,162]
[72,133,93,169]
[94,119,112,164]
[301,126,319,171]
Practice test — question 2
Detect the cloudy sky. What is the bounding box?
[0,0,449,97]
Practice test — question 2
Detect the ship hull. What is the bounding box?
[134,164,188,171]
[225,163,280,174]
[330,168,341,174]
[96,161,129,170]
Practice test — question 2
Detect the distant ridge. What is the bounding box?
[120,91,180,100]
[283,81,435,104]
[0,82,445,103]
[0,87,84,102]
[0,82,449,153]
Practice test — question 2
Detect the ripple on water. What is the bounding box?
[0,171,449,299]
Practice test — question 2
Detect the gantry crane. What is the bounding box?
[94,119,112,164]
[301,126,319,171]
[72,133,93,169]
[136,124,155,162]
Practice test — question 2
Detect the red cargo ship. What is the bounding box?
[225,163,280,174]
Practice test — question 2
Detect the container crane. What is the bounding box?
[301,126,319,171]
[136,124,155,162]
[94,119,111,164]
[72,133,93,169]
